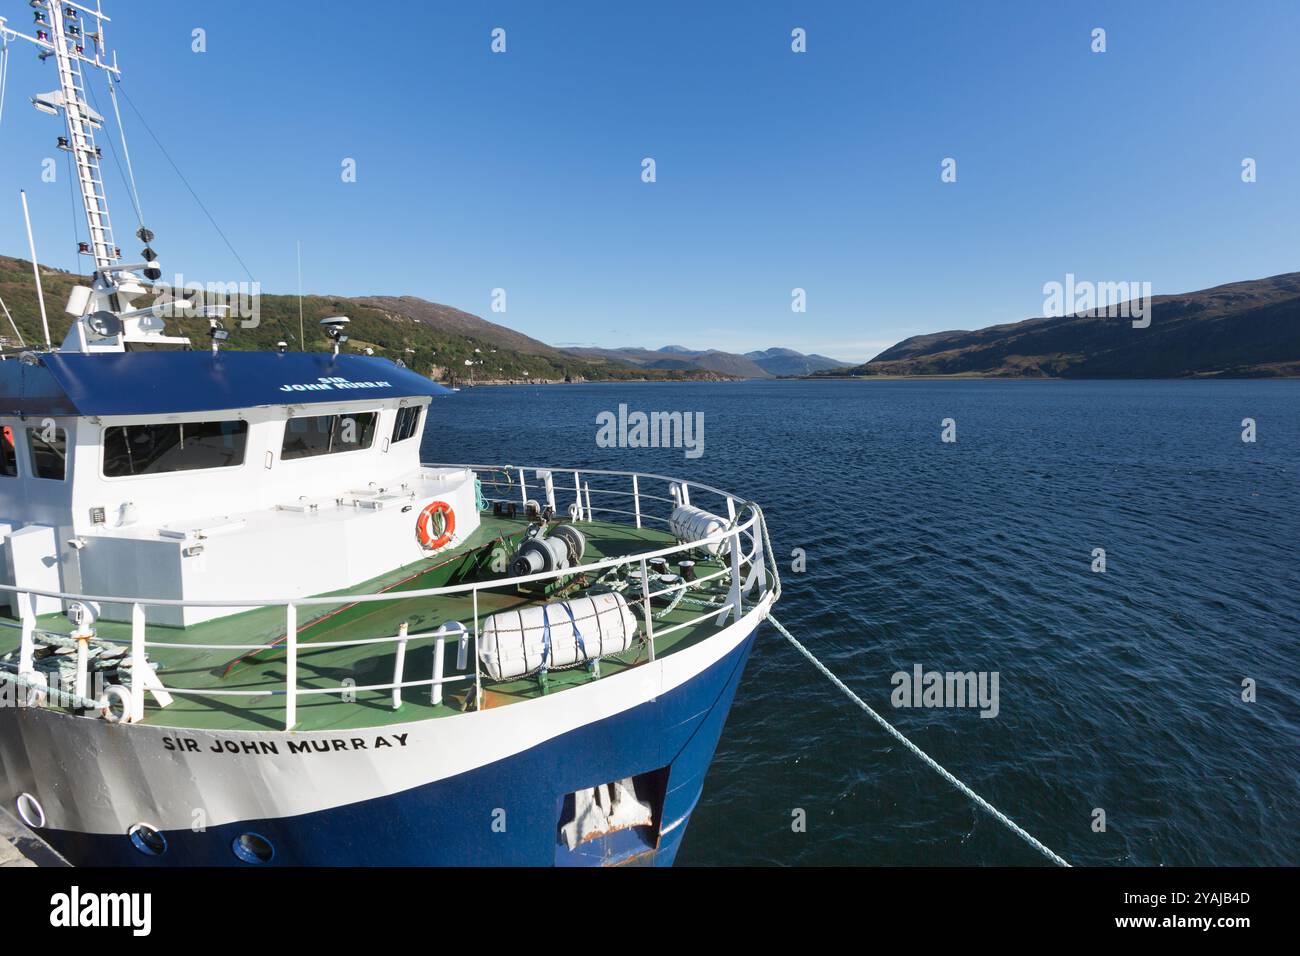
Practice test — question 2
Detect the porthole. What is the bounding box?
[15,792,45,829]
[128,823,167,857]
[232,832,275,865]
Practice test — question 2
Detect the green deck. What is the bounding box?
[0,514,733,733]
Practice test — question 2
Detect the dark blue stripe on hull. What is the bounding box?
[41,630,756,866]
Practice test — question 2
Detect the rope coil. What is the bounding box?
[768,613,1070,867]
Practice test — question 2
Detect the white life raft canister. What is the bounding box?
[669,504,730,556]
[478,592,638,681]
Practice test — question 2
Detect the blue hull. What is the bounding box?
[39,630,757,866]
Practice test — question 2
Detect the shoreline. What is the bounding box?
[452,373,1300,386]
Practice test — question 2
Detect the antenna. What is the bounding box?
[296,239,304,346]
[320,316,349,356]
[20,190,52,348]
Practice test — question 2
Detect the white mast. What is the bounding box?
[20,189,51,347]
[3,1,122,271]
[2,2,185,352]
[43,0,116,270]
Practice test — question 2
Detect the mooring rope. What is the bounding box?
[0,670,103,712]
[767,614,1071,867]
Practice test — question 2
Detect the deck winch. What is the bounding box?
[507,524,585,581]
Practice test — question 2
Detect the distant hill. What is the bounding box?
[745,347,850,376]
[565,345,772,378]
[564,344,848,378]
[356,295,570,360]
[0,255,729,384]
[824,272,1300,378]
[0,255,859,382]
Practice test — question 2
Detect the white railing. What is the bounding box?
[0,465,780,731]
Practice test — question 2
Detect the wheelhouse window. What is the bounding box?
[1,426,18,477]
[391,405,422,444]
[103,420,249,477]
[27,426,67,480]
[281,412,377,461]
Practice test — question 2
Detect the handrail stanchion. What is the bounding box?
[17,591,35,676]
[746,517,767,594]
[285,603,298,731]
[541,470,556,512]
[518,467,528,511]
[432,626,447,707]
[392,621,409,710]
[632,474,642,528]
[727,528,743,620]
[130,602,146,722]
[472,589,482,709]
[584,482,593,521]
[639,558,655,661]
[456,623,469,669]
[573,471,583,520]
[74,632,89,702]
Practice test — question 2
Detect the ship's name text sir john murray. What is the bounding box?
[162,733,410,756]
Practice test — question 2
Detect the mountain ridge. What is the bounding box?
[744,347,850,375]
[823,271,1300,378]
[0,254,834,383]
[0,256,730,383]
[564,344,851,378]
[8,253,1292,381]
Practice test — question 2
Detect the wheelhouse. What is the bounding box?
[0,350,477,626]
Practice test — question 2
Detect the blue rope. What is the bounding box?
[539,604,551,671]
[560,601,588,659]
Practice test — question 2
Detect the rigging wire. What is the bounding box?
[112,77,298,345]
[106,78,145,232]
[0,294,27,349]
[66,147,83,258]
[0,33,9,131]
[85,68,144,234]
[111,78,254,281]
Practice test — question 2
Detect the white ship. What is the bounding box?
[0,1,778,865]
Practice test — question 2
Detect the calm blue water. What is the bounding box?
[424,379,1300,866]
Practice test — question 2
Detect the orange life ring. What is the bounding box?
[416,500,456,550]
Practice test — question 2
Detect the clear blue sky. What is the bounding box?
[3,0,1297,361]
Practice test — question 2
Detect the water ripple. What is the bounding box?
[429,378,1300,866]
